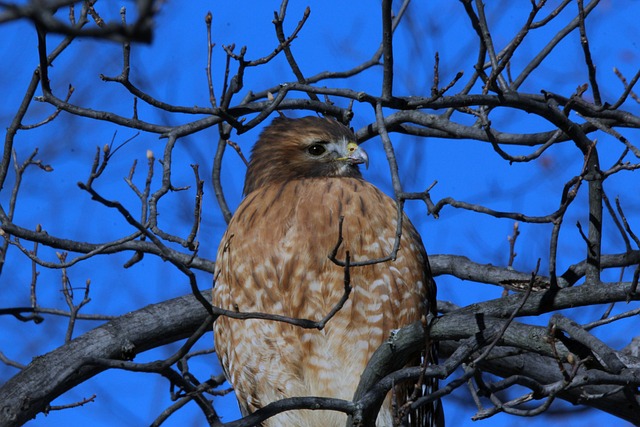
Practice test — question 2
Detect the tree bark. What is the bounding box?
[0,292,209,426]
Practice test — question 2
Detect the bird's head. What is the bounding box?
[243,116,368,195]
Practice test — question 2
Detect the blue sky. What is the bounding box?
[1,0,639,426]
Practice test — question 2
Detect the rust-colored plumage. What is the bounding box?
[213,116,437,426]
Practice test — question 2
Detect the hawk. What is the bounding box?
[213,116,437,426]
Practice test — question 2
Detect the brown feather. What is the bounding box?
[213,116,437,426]
[243,116,363,195]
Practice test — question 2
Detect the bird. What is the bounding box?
[212,116,438,426]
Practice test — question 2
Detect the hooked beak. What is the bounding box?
[340,141,369,169]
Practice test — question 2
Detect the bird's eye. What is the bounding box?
[307,144,326,156]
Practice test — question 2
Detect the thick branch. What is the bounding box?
[0,292,209,426]
[2,281,639,426]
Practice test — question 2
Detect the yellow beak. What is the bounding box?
[339,141,369,169]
